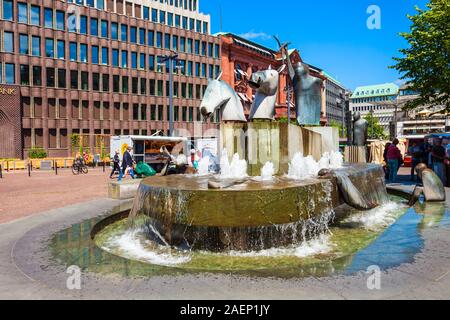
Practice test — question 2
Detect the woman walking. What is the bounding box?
[386,139,403,184]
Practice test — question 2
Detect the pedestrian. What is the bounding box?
[431,139,446,184]
[383,142,392,180]
[408,142,423,181]
[110,150,121,179]
[386,139,403,184]
[118,146,135,182]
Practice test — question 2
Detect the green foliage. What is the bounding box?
[28,147,47,159]
[391,0,450,110]
[329,120,347,138]
[364,114,387,140]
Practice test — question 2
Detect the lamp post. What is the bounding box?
[161,51,179,137]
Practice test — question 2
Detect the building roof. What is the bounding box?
[351,83,399,99]
[322,70,345,88]
[215,32,277,57]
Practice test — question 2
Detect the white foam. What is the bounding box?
[226,234,333,258]
[197,156,211,176]
[343,201,405,230]
[220,149,248,179]
[103,228,191,266]
[261,162,275,181]
[288,151,344,180]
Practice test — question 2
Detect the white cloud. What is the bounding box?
[238,30,272,41]
[394,79,406,86]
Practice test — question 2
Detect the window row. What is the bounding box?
[22,97,216,123]
[1,1,209,35]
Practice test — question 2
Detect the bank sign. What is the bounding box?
[0,87,16,95]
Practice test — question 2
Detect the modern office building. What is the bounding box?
[0,0,221,159]
[322,71,346,127]
[350,83,399,134]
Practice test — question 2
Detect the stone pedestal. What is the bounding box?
[108,180,142,200]
[344,146,367,163]
[220,122,339,175]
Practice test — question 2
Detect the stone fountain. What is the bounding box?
[129,60,388,253]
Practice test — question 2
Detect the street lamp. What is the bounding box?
[161,51,179,137]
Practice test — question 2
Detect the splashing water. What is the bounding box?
[342,201,406,231]
[103,227,191,266]
[261,162,275,181]
[220,149,248,179]
[197,156,210,176]
[288,151,344,180]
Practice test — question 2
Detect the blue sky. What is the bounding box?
[201,0,430,90]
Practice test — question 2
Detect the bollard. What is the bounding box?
[0,164,2,179]
[103,161,105,173]
[28,163,31,177]
[55,160,58,175]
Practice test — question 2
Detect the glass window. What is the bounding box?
[19,34,29,55]
[101,47,109,65]
[91,18,98,36]
[58,69,66,88]
[148,31,154,46]
[30,5,40,25]
[165,34,171,49]
[80,44,88,63]
[70,70,78,89]
[101,20,108,38]
[44,8,53,28]
[187,39,193,53]
[32,66,42,86]
[4,31,14,53]
[68,13,76,32]
[92,73,100,91]
[122,76,128,93]
[111,23,118,40]
[139,53,145,69]
[203,21,208,34]
[131,52,137,69]
[45,38,54,58]
[175,15,181,28]
[80,16,87,34]
[92,46,99,64]
[18,2,28,24]
[156,32,162,48]
[46,67,55,87]
[182,17,188,29]
[151,9,158,23]
[143,6,150,20]
[149,55,155,71]
[70,42,77,61]
[159,10,165,24]
[57,40,65,59]
[112,49,119,67]
[130,27,137,43]
[5,63,15,84]
[102,74,109,92]
[120,24,127,42]
[214,44,220,58]
[173,35,178,51]
[196,20,201,33]
[167,13,173,26]
[97,0,105,10]
[31,36,40,56]
[195,40,200,55]
[2,0,13,21]
[20,65,29,85]
[56,11,64,30]
[81,71,88,90]
[180,37,186,52]
[139,29,145,45]
[121,50,128,68]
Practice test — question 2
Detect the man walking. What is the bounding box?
[118,146,135,182]
[110,150,121,179]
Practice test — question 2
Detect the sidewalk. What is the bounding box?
[0,167,113,224]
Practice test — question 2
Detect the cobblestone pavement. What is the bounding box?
[0,167,114,224]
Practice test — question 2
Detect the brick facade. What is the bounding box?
[0,84,21,158]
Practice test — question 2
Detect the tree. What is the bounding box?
[364,113,387,140]
[329,120,347,138]
[391,0,450,111]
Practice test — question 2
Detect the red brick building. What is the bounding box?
[217,32,327,122]
[0,0,221,159]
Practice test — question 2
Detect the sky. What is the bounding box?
[201,0,430,91]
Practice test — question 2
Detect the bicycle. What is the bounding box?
[72,159,89,175]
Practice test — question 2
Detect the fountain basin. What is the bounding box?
[131,164,388,251]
